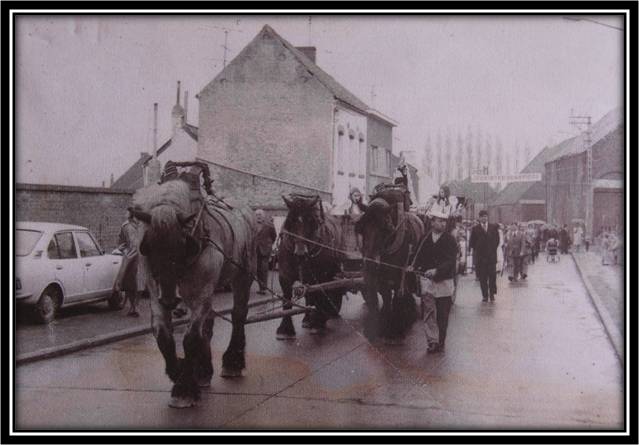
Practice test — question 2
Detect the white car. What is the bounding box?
[15,222,126,323]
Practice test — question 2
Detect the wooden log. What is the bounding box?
[245,307,313,324]
[296,276,364,295]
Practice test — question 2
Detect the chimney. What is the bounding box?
[296,46,316,63]
[176,80,181,105]
[184,90,189,123]
[146,103,162,186]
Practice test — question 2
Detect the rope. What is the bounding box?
[201,236,314,316]
[280,229,410,272]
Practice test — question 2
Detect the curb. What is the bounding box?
[570,253,623,365]
[16,296,279,366]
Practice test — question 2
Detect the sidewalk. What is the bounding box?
[15,271,281,365]
[571,250,624,363]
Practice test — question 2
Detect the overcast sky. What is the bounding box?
[14,14,624,187]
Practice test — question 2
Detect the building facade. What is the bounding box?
[196,25,403,210]
[545,124,623,237]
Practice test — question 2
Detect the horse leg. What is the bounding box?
[379,283,393,341]
[276,278,296,340]
[195,308,215,388]
[221,271,251,377]
[170,315,205,409]
[148,282,181,383]
[362,269,380,340]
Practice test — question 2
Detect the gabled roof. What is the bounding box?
[111,124,199,190]
[111,153,151,190]
[492,107,622,206]
[199,25,374,117]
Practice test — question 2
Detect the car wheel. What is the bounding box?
[108,290,126,310]
[35,288,59,324]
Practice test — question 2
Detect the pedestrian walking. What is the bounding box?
[506,222,527,281]
[468,210,500,302]
[559,224,571,254]
[114,208,142,317]
[573,225,583,253]
[255,209,277,294]
[411,208,458,353]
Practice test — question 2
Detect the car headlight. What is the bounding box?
[16,278,22,291]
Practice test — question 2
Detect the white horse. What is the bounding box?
[131,178,257,408]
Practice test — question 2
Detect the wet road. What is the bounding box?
[15,271,281,357]
[15,256,624,430]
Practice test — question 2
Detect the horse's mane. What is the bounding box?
[132,180,192,216]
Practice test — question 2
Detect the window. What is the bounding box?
[16,229,43,256]
[337,126,345,174]
[370,145,379,172]
[358,135,365,177]
[75,231,101,257]
[348,131,356,176]
[385,149,392,176]
[51,232,77,259]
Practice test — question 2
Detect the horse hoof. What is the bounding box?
[220,367,243,378]
[276,332,296,341]
[169,396,197,409]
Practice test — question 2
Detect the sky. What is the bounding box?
[14,13,624,187]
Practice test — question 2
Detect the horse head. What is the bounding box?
[132,205,200,301]
[282,194,324,259]
[355,197,394,260]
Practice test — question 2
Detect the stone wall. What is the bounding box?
[15,183,134,250]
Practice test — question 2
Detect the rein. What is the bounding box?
[280,229,408,272]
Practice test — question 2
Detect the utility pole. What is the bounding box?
[222,30,229,68]
[483,165,488,212]
[308,16,313,45]
[569,113,593,237]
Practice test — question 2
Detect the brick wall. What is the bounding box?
[197,29,334,206]
[15,183,134,250]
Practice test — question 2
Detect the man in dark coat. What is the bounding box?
[468,210,500,302]
[559,224,571,254]
[255,209,277,294]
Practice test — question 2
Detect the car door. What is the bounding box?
[48,231,84,303]
[74,231,112,299]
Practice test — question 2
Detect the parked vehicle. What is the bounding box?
[15,222,126,323]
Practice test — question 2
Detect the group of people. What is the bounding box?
[598,227,622,266]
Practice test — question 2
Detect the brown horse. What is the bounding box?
[355,187,424,342]
[131,178,256,408]
[276,194,344,338]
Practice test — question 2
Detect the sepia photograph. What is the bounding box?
[7,5,634,440]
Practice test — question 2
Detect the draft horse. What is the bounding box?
[355,185,425,342]
[131,176,256,408]
[276,194,344,339]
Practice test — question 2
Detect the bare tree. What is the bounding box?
[456,130,464,180]
[465,125,473,180]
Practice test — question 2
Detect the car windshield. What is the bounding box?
[16,229,44,256]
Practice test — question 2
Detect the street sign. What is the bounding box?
[470,173,542,183]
